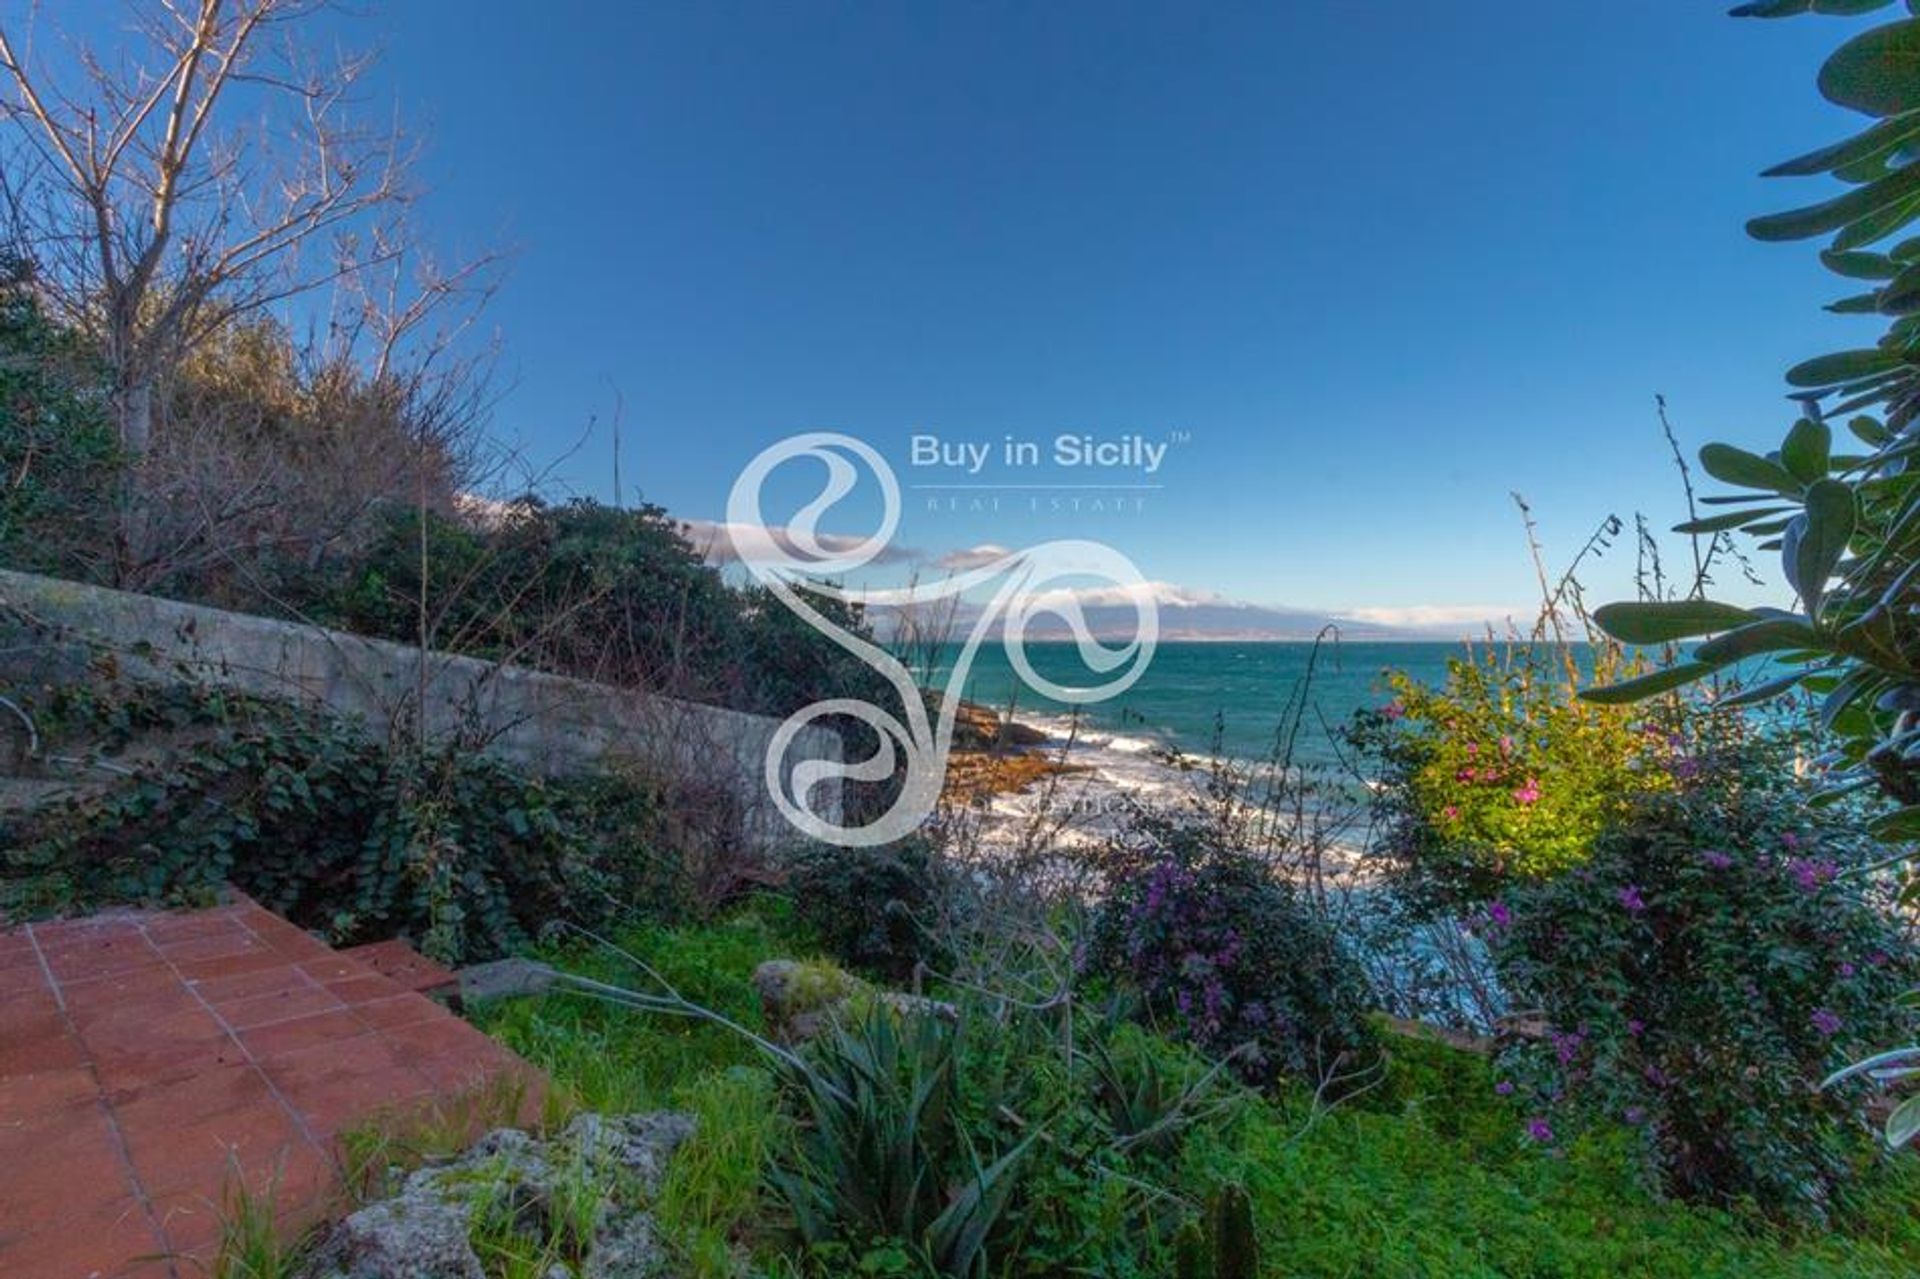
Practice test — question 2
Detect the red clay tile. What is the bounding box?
[170,944,292,984]
[240,1008,377,1060]
[143,912,243,944]
[349,992,441,1032]
[0,1103,138,1222]
[123,1093,309,1198]
[248,917,336,962]
[62,964,196,1019]
[190,964,317,1008]
[0,1193,168,1279]
[88,1005,242,1094]
[218,984,345,1032]
[258,1035,435,1139]
[297,955,375,985]
[325,972,410,1006]
[0,901,545,1278]
[341,938,459,998]
[0,1063,99,1118]
[39,931,165,983]
[157,928,272,964]
[0,1025,89,1077]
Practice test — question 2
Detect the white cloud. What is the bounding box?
[1023,580,1238,611]
[1340,603,1530,632]
[932,544,1015,572]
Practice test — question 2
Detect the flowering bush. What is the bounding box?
[1484,738,1915,1217]
[1084,810,1377,1091]
[1353,646,1682,907]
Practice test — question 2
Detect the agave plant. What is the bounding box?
[767,1008,1037,1277]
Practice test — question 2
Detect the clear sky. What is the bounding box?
[37,2,1882,627]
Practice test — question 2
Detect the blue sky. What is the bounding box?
[50,2,1881,627]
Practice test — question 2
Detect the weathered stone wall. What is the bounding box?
[0,569,838,849]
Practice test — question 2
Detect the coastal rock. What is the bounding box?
[752,958,958,1044]
[302,1192,482,1279]
[300,1113,691,1279]
[562,1110,696,1195]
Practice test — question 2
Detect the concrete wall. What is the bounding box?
[0,569,839,849]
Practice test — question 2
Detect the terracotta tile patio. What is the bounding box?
[0,897,544,1277]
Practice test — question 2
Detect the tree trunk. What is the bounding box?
[115,377,153,456]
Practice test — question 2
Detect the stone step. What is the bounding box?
[339,937,461,1002]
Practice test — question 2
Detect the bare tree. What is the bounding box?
[0,0,412,456]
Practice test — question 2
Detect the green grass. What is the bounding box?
[469,905,1920,1279]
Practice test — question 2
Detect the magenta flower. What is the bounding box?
[1617,885,1646,914]
[1699,849,1734,870]
[1487,900,1512,929]
[1525,1116,1555,1144]
[1382,700,1405,721]
[1628,1018,1645,1037]
[1811,1008,1842,1038]
[1495,1080,1515,1096]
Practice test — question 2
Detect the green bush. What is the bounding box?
[1485,736,1916,1218]
[1,685,680,960]
[786,840,952,983]
[1085,809,1379,1092]
[0,256,120,582]
[1351,644,1681,908]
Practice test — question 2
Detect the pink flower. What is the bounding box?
[1443,805,1459,821]
[1512,777,1542,806]
[1382,700,1405,721]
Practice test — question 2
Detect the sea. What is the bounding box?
[922,640,1485,840]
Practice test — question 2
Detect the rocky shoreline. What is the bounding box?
[940,698,1089,802]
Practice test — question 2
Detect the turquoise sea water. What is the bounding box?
[930,640,1487,767]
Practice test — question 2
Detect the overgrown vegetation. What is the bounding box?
[459,907,1920,1278]
[0,677,680,962]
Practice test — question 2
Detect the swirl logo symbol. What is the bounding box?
[726,432,1159,847]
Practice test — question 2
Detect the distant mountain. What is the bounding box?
[877,582,1488,643]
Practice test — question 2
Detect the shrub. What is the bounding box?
[1085,809,1379,1091]
[0,257,120,582]
[1484,737,1916,1217]
[1352,646,1681,907]
[786,840,952,984]
[1,684,681,960]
